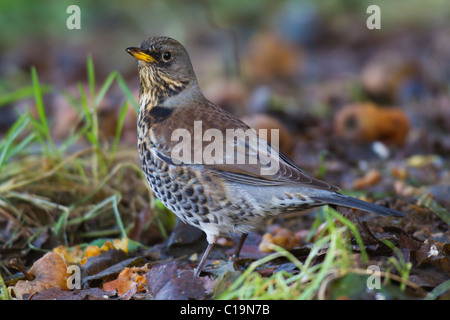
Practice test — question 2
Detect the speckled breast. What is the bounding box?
[137,137,218,228]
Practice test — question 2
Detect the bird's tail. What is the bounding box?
[315,192,406,217]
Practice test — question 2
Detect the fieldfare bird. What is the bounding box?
[126,36,405,277]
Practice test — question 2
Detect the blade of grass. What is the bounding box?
[418,192,450,225]
[306,209,325,242]
[86,55,99,171]
[54,209,70,246]
[94,71,117,107]
[0,147,94,194]
[78,82,92,127]
[327,206,369,262]
[109,101,129,166]
[298,232,337,300]
[87,54,95,102]
[0,272,9,300]
[65,194,126,240]
[69,162,142,208]
[0,84,51,107]
[382,238,412,291]
[83,58,115,178]
[0,112,31,172]
[116,73,139,113]
[57,123,89,154]
[31,67,58,159]
[218,249,294,299]
[66,195,117,226]
[424,279,450,300]
[78,82,101,179]
[6,132,36,161]
[112,194,127,238]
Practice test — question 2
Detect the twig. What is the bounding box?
[9,258,34,281]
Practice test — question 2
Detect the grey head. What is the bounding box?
[126,36,197,87]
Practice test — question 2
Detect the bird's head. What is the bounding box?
[126,36,197,99]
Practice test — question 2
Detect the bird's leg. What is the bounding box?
[194,236,217,277]
[232,233,248,260]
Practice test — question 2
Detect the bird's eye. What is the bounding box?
[162,51,171,61]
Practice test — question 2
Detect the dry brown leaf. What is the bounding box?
[103,279,136,296]
[53,245,84,264]
[416,239,450,272]
[259,227,302,253]
[391,166,408,180]
[10,252,69,299]
[102,266,148,297]
[53,238,129,266]
[81,245,102,265]
[353,169,381,189]
[117,266,149,283]
[80,238,128,265]
[146,261,212,299]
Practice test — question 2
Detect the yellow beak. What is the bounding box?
[126,47,156,63]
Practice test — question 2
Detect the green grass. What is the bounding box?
[217,206,368,299]
[0,272,9,300]
[216,206,423,300]
[382,239,412,291]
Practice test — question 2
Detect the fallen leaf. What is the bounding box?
[146,261,212,300]
[416,239,450,272]
[10,252,69,299]
[391,166,408,180]
[353,169,381,189]
[259,227,302,253]
[53,245,84,264]
[81,245,102,265]
[30,287,115,300]
[53,237,129,266]
[103,279,136,296]
[82,255,142,288]
[102,266,148,298]
[81,249,128,279]
[81,238,129,266]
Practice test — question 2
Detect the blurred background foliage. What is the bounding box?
[1,0,448,87]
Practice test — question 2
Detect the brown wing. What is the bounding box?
[149,100,339,192]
